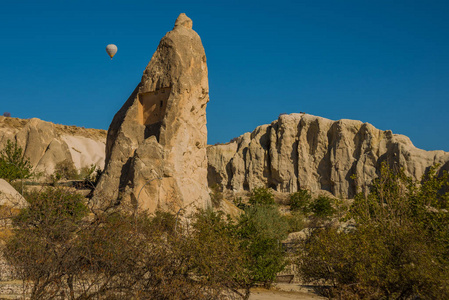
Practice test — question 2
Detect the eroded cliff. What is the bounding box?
[208,113,449,198]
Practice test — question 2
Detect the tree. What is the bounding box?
[186,209,246,299]
[0,139,33,182]
[187,205,290,300]
[236,204,289,299]
[297,163,449,299]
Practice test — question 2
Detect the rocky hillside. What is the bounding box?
[2,112,448,201]
[0,116,106,177]
[207,113,449,199]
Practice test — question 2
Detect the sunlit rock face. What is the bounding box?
[94,13,210,213]
[208,113,449,198]
[0,116,106,176]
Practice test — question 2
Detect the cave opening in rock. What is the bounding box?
[137,87,171,140]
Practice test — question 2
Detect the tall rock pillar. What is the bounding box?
[93,14,210,213]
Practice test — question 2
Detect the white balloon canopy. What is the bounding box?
[106,44,118,59]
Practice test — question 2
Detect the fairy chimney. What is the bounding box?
[93,13,210,213]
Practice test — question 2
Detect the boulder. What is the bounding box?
[93,13,210,213]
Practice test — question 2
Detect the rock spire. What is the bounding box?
[93,14,210,213]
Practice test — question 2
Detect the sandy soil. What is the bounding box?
[0,281,326,300]
[249,284,326,300]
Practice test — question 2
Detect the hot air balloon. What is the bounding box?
[106,44,117,59]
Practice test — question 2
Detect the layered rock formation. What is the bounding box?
[0,116,106,176]
[93,14,210,213]
[208,113,449,198]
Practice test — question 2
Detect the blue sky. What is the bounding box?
[1,0,448,151]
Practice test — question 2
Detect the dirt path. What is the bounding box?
[1,281,326,300]
[249,284,325,300]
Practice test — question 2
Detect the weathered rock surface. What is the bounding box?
[0,116,106,176]
[208,113,449,198]
[93,13,210,213]
[0,179,27,208]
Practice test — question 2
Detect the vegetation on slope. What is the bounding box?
[1,141,448,299]
[2,188,289,299]
[0,140,33,183]
[297,163,449,299]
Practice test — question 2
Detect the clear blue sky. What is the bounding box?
[1,0,448,151]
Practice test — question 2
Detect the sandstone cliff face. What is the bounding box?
[208,113,449,198]
[0,116,106,176]
[93,14,210,213]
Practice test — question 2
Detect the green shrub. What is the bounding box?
[53,159,78,180]
[249,187,275,206]
[310,195,335,218]
[233,196,246,210]
[237,205,289,289]
[0,140,33,182]
[150,209,177,234]
[289,189,312,213]
[14,188,88,230]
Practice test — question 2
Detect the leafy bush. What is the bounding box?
[187,209,246,298]
[297,163,449,299]
[150,209,177,234]
[237,205,289,291]
[53,159,78,180]
[0,140,33,182]
[15,188,88,227]
[310,195,335,218]
[249,187,275,206]
[289,189,312,213]
[233,196,246,210]
[4,188,89,299]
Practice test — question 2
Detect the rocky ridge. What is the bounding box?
[208,113,449,198]
[0,116,106,176]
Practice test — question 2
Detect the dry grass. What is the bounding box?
[0,117,27,130]
[54,124,107,140]
[0,116,107,140]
